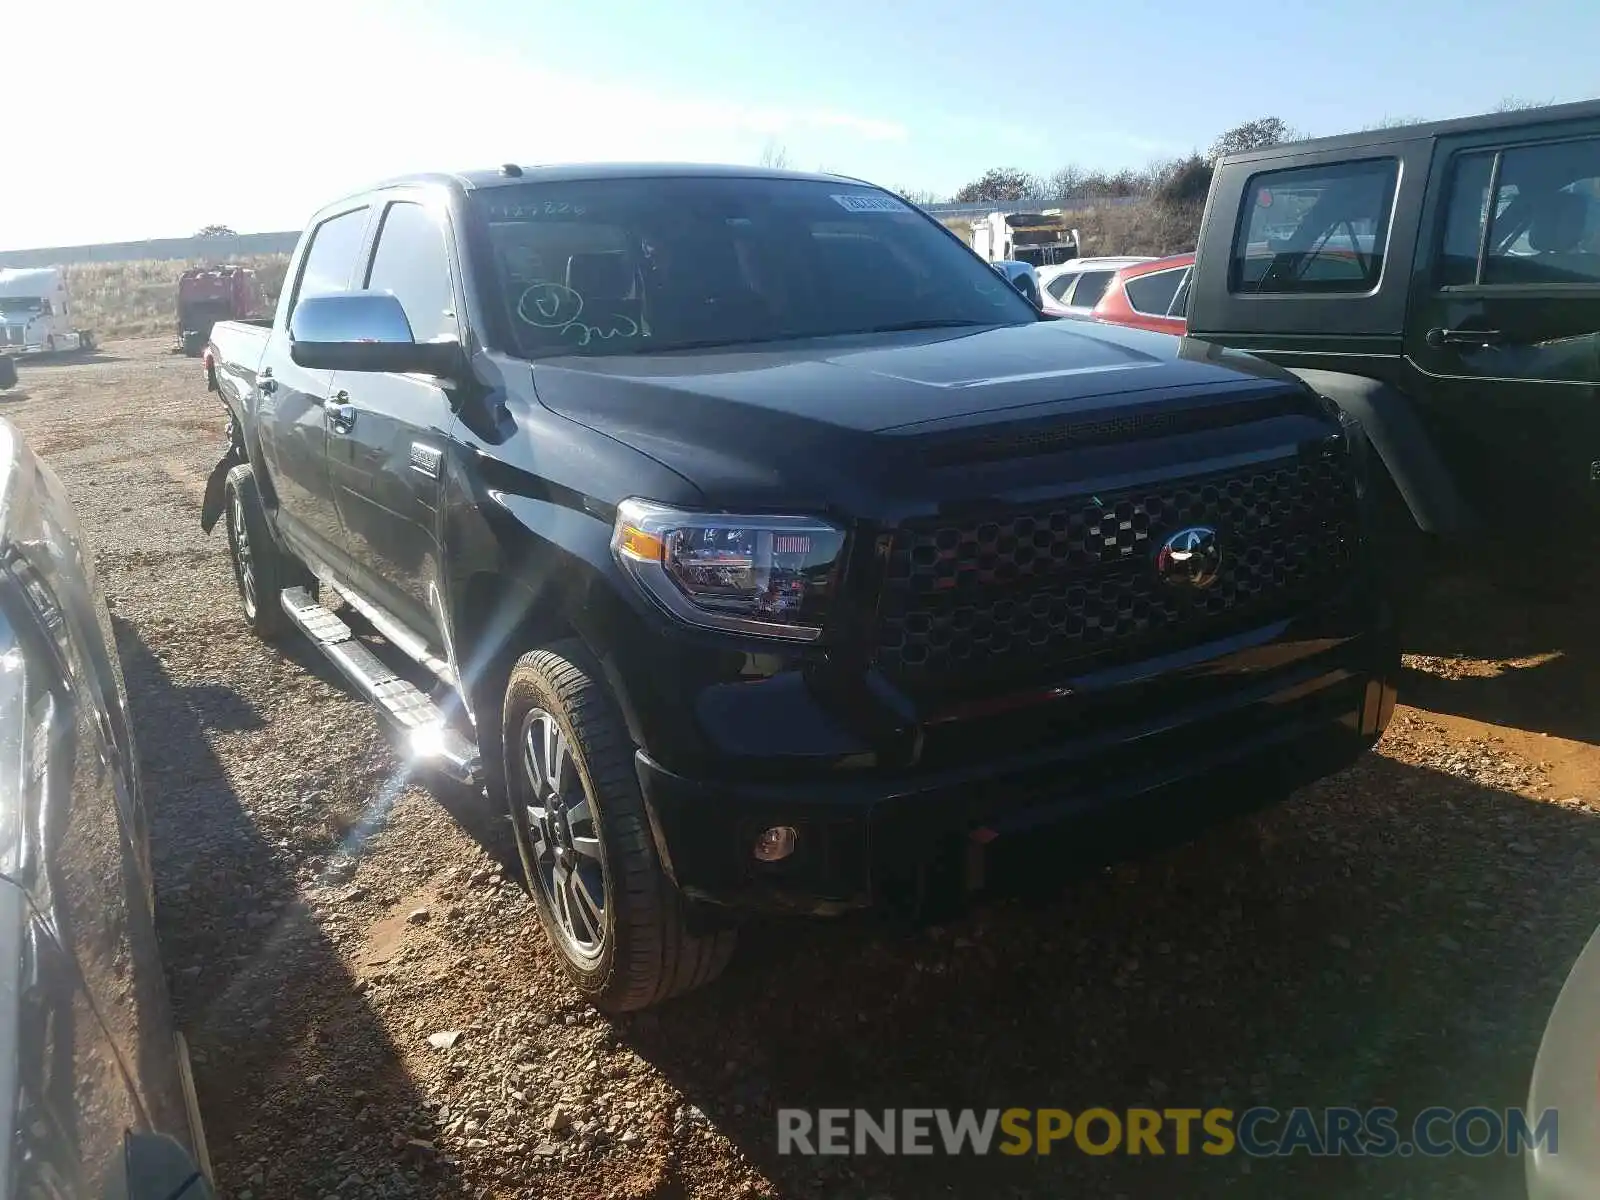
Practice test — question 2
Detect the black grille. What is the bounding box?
[876,453,1359,687]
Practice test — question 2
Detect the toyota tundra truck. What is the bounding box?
[200,163,1398,1011]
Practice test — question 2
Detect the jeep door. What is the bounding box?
[1406,121,1600,525]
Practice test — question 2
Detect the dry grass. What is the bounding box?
[942,199,1203,260]
[65,253,291,340]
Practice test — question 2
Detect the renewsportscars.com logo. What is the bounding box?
[776,1107,1559,1158]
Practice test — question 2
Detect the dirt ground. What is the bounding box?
[7,339,1599,1199]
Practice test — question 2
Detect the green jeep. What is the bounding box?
[1188,99,1600,584]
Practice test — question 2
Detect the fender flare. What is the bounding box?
[1289,368,1475,536]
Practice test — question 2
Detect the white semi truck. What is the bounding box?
[967,210,1081,267]
[0,268,95,354]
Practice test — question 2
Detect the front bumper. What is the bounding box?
[635,620,1398,916]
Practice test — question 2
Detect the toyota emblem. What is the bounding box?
[1154,526,1222,590]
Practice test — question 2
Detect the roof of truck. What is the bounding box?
[1220,97,1600,166]
[369,163,866,193]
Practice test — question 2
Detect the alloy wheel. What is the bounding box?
[519,707,607,961]
[228,490,257,619]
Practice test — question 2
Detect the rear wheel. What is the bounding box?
[501,640,735,1011]
[223,463,311,639]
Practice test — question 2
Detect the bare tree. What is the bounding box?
[758,139,793,170]
[1045,164,1088,202]
[954,167,1044,204]
[1206,117,1299,164]
[1358,114,1430,131]
[1493,95,1555,112]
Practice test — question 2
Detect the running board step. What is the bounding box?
[280,587,480,784]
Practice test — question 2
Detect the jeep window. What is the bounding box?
[1067,270,1115,309]
[1231,158,1399,294]
[1122,266,1186,315]
[289,206,370,319]
[1045,273,1077,302]
[365,202,458,343]
[471,177,1037,358]
[1440,138,1600,287]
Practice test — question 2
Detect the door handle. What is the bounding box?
[327,391,356,434]
[1426,327,1504,349]
[258,371,277,395]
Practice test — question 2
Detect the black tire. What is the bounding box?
[79,330,96,352]
[223,463,310,639]
[501,639,735,1011]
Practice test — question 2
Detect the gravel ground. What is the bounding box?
[7,339,1600,1199]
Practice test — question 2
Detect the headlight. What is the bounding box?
[610,498,847,641]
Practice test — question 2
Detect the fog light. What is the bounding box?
[753,826,798,862]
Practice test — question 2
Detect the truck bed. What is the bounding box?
[205,319,273,412]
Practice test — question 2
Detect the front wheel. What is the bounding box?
[502,640,735,1011]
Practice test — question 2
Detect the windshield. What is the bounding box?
[471,177,1037,358]
[0,298,43,315]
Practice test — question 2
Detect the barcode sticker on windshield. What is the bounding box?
[830,193,910,214]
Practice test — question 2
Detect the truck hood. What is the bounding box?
[526,322,1328,512]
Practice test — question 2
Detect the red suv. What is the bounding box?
[1089,252,1194,335]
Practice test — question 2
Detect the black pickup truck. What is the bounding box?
[1187,99,1600,579]
[201,163,1398,1011]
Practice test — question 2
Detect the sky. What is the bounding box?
[5,0,1599,249]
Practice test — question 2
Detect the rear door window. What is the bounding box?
[1436,137,1600,287]
[1123,266,1187,315]
[1231,158,1399,294]
[1045,272,1078,302]
[1067,270,1114,308]
[288,206,370,319]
